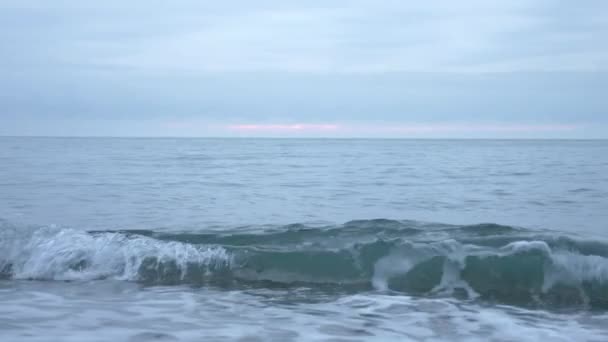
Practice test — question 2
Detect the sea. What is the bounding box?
[1,137,607,342]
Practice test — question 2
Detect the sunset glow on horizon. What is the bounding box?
[228,124,340,132]
[225,122,582,136]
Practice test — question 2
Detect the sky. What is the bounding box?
[0,0,607,138]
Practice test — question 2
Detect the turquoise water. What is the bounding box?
[1,138,608,341]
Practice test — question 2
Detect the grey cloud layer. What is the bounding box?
[2,0,607,72]
[0,1,607,137]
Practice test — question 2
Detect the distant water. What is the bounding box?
[1,137,608,341]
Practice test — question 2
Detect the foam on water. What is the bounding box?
[2,220,608,309]
[0,224,232,282]
[0,283,607,342]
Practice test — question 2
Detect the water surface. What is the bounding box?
[1,138,607,341]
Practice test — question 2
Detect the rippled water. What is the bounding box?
[2,282,607,342]
[1,137,607,341]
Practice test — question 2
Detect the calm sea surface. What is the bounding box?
[1,137,608,341]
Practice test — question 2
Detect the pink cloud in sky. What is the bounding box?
[385,123,580,133]
[226,123,580,135]
[228,124,340,132]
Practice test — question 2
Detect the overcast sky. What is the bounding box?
[1,0,607,138]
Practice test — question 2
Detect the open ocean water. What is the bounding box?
[1,137,608,342]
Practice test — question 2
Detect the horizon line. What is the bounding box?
[1,135,606,141]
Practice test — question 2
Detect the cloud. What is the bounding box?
[84,1,608,72]
[228,124,340,132]
[226,122,581,135]
[1,1,607,73]
[0,1,606,137]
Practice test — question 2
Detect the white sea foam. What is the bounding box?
[0,226,232,281]
[545,251,608,291]
[500,240,553,255]
[2,283,606,342]
[369,238,608,299]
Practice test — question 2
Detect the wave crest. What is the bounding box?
[0,225,232,282]
[1,220,607,309]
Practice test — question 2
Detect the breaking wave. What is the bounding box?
[1,219,607,309]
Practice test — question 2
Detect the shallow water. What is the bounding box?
[1,281,608,342]
[1,138,608,341]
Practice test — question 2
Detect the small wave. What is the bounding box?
[1,219,607,309]
[0,225,232,282]
[568,188,593,193]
